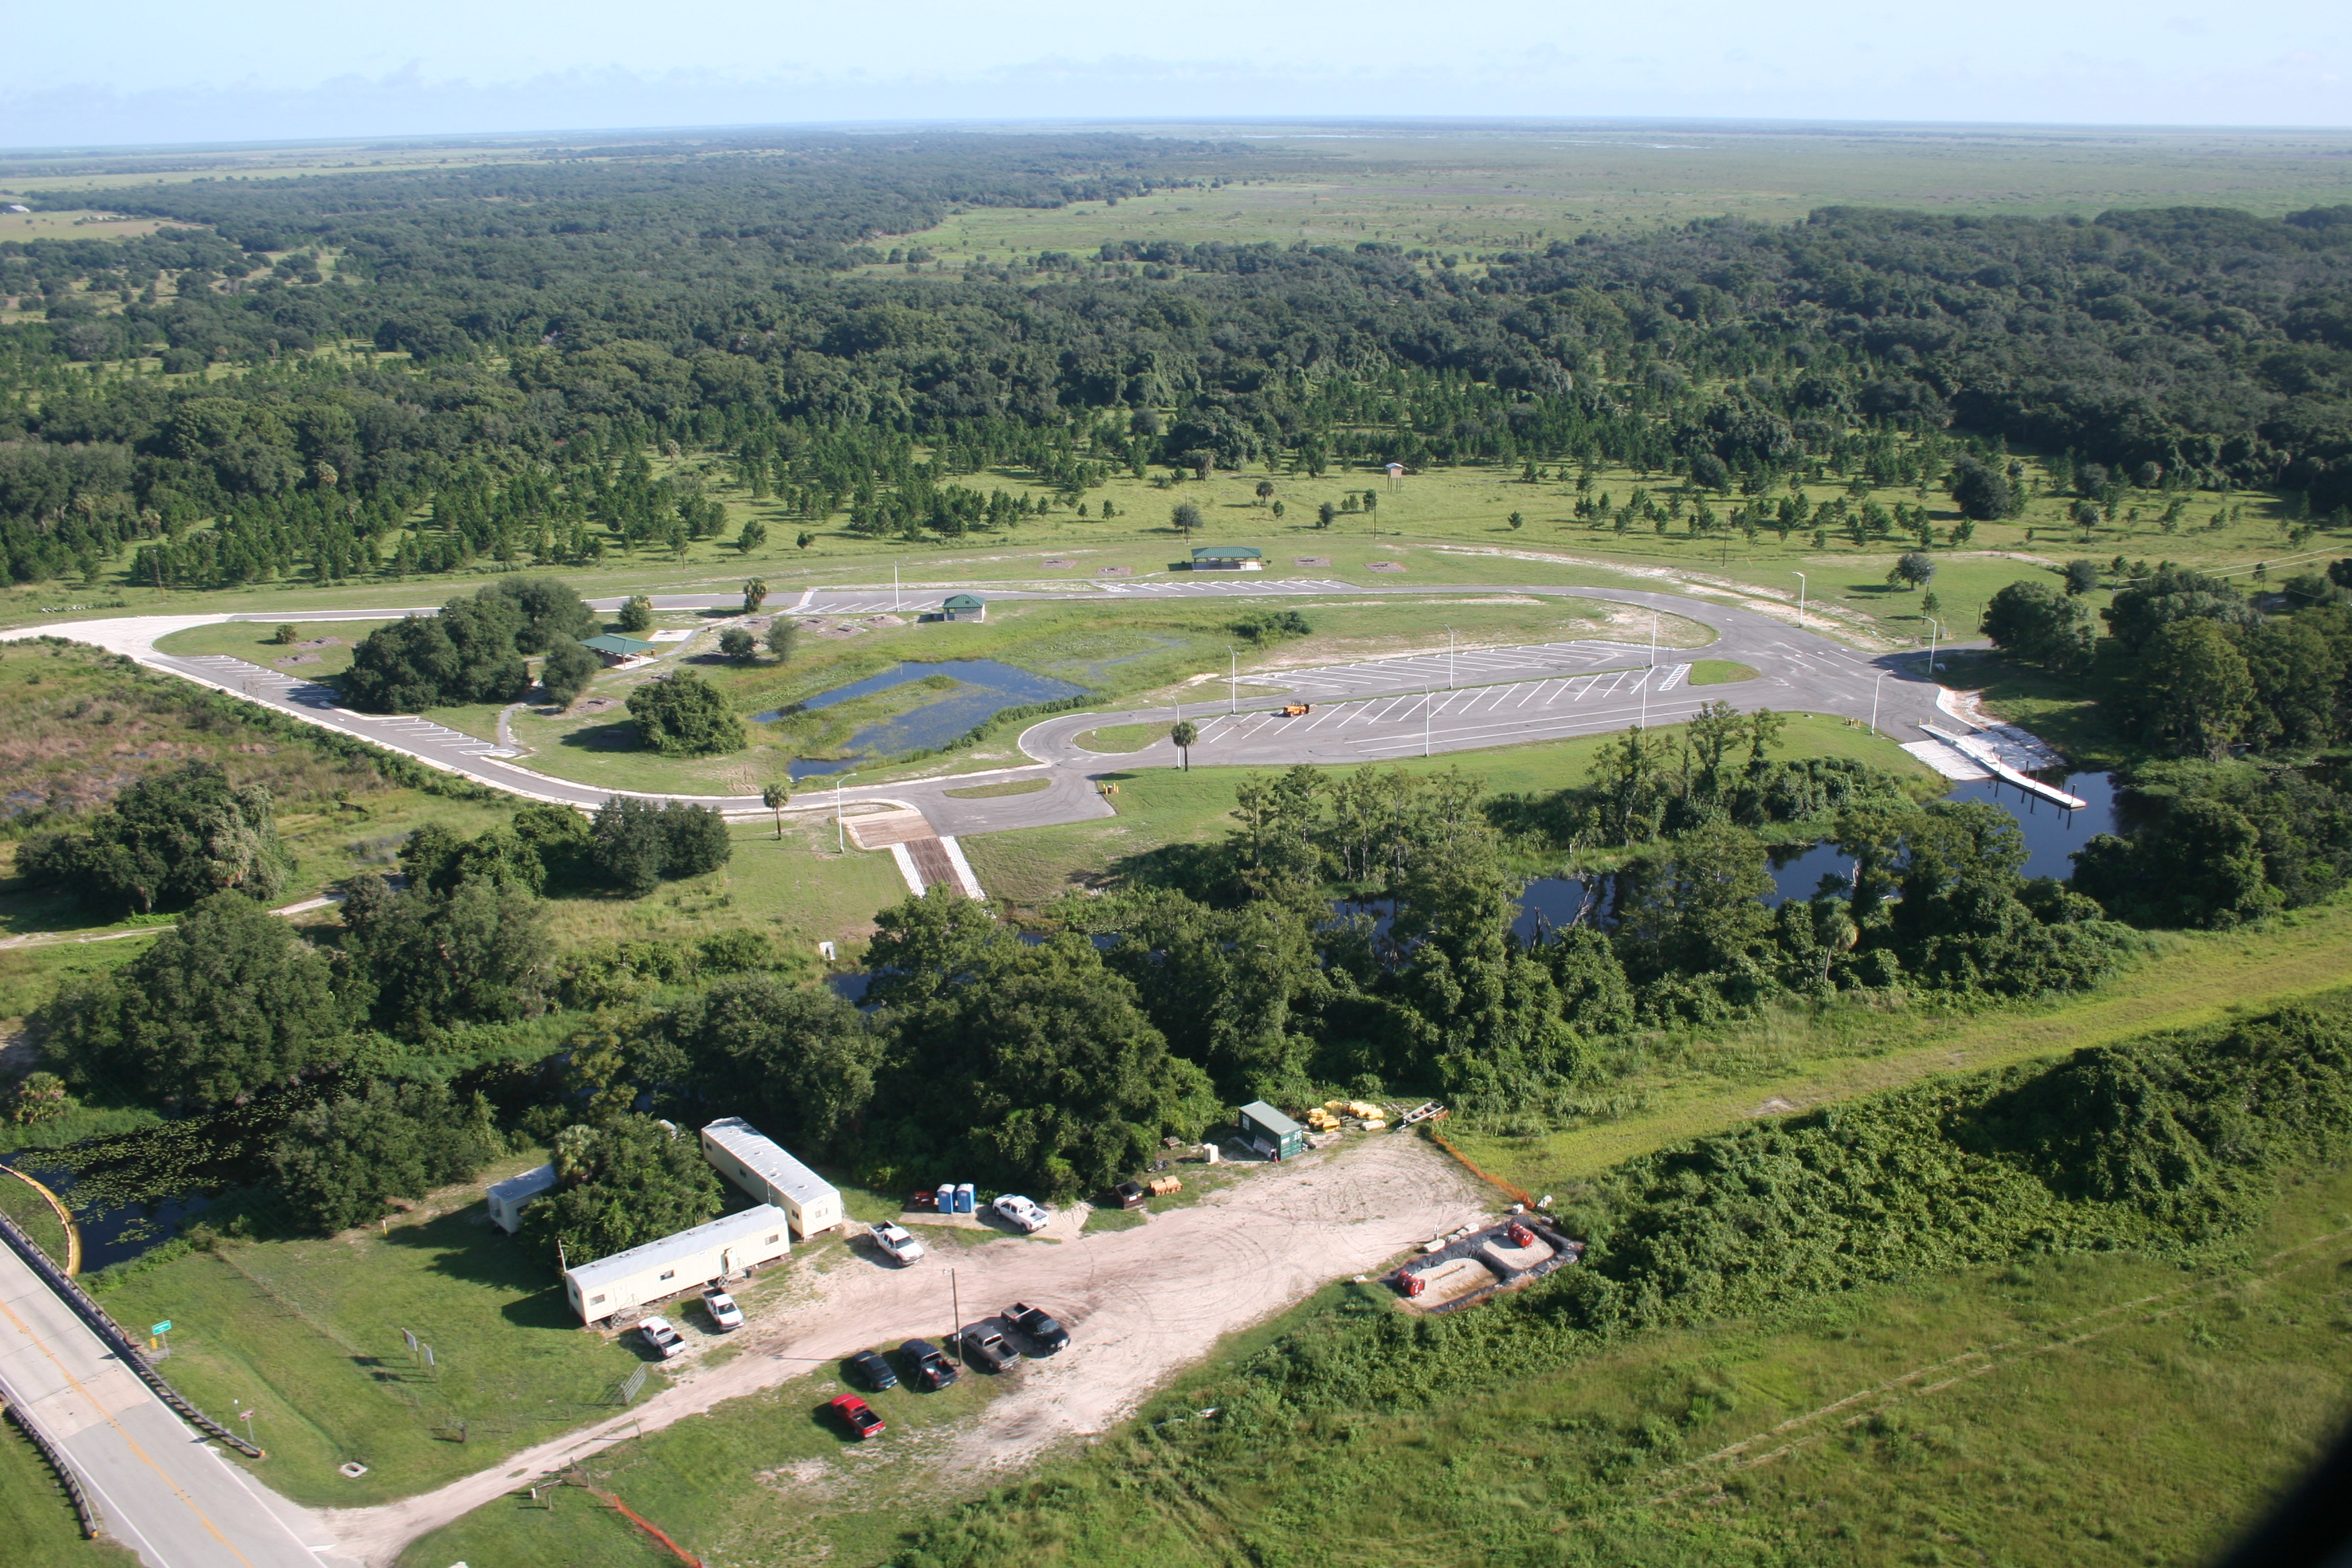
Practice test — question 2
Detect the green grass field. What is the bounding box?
[878,1157,2352,1568]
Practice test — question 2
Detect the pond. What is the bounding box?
[3,1153,217,1273]
[754,660,1086,779]
[1511,771,2122,938]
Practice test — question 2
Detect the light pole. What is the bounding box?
[835,777,844,854]
[948,1267,962,1361]
[1924,618,1943,675]
[1869,669,1890,736]
[1792,571,1806,628]
[1423,685,1432,758]
[1445,626,1456,689]
[1228,648,1237,714]
[893,562,900,611]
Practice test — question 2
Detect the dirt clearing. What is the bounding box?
[313,1132,1490,1565]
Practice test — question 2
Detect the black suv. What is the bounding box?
[846,1349,898,1391]
[1005,1302,1069,1354]
[903,1337,959,1391]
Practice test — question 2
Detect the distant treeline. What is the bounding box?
[0,136,2347,584]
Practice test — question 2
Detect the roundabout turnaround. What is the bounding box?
[1,578,1969,844]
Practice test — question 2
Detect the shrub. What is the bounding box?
[626,671,744,755]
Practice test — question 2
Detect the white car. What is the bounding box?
[701,1289,744,1330]
[638,1315,687,1359]
[992,1194,1050,1234]
[869,1222,926,1265]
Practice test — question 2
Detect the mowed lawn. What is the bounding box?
[95,1157,650,1507]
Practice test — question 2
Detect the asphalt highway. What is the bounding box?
[0,1240,346,1568]
[3,579,1961,840]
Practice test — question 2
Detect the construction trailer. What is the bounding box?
[562,1204,792,1326]
[485,1163,558,1234]
[699,1117,845,1238]
[1236,1101,1307,1161]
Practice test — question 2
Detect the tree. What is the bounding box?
[1171,501,1202,538]
[626,670,744,755]
[2063,559,2102,596]
[589,797,733,894]
[525,1115,725,1267]
[766,619,797,662]
[485,577,599,652]
[762,781,791,837]
[41,891,349,1106]
[339,873,552,1038]
[870,893,1218,1199]
[670,975,881,1149]
[1946,456,2013,520]
[341,616,461,712]
[2136,618,2256,759]
[1982,579,2098,673]
[22,761,289,917]
[742,578,767,612]
[269,1081,500,1234]
[2072,797,2279,928]
[539,634,599,707]
[1612,823,1777,987]
[1171,720,1197,771]
[738,520,767,554]
[1890,551,1936,590]
[796,531,815,550]
[618,595,655,634]
[1316,501,1336,529]
[1688,451,1730,491]
[718,627,757,661]
[2102,565,2260,652]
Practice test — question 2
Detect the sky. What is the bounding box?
[5,0,2348,148]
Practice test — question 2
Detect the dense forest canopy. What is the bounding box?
[1,135,2349,589]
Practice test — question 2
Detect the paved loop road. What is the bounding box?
[1,579,1959,841]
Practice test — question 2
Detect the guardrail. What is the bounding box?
[2,1392,100,1538]
[0,1206,264,1458]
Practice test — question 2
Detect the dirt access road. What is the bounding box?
[313,1132,1491,1566]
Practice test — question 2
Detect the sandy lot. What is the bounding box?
[312,1132,1491,1565]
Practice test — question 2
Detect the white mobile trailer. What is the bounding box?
[485,1163,558,1234]
[562,1204,791,1325]
[699,1117,844,1238]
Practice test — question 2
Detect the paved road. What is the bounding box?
[2,580,1961,842]
[0,1242,348,1568]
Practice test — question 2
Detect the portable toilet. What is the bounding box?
[1236,1101,1307,1161]
[957,1182,976,1215]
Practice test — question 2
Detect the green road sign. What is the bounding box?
[150,1321,171,1336]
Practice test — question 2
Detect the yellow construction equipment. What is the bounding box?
[1280,703,1312,717]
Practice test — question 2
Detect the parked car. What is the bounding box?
[637,1316,686,1359]
[903,1337,959,1391]
[830,1393,886,1440]
[992,1193,1050,1233]
[846,1348,899,1391]
[1004,1302,1069,1354]
[701,1287,744,1330]
[869,1221,925,1265]
[959,1326,1017,1373]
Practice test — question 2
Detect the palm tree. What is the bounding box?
[742,577,769,614]
[1170,720,1197,771]
[762,780,791,838]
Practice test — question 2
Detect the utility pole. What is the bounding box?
[948,1267,963,1360]
[1792,571,1806,629]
